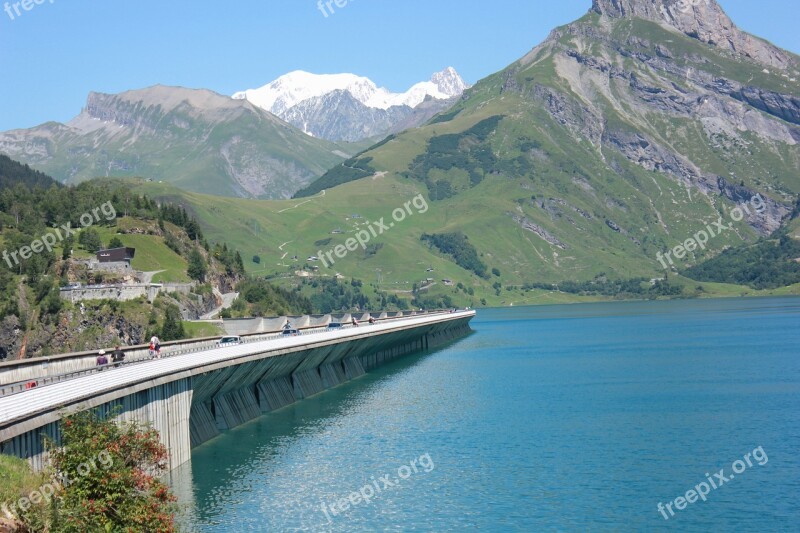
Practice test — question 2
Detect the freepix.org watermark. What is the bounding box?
[656,193,766,269]
[318,194,428,268]
[4,0,55,22]
[2,201,117,269]
[657,445,768,521]
[317,0,354,18]
[320,453,435,523]
[1,449,113,519]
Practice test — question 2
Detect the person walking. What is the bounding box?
[150,335,162,359]
[96,349,108,370]
[111,345,125,368]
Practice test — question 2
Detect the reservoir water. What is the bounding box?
[173,297,800,531]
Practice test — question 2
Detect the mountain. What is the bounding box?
[0,86,358,199]
[0,154,60,190]
[274,0,799,298]
[232,68,469,142]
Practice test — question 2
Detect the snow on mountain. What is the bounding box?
[232,67,468,115]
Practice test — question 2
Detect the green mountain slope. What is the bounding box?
[0,155,60,190]
[132,0,800,305]
[0,86,364,199]
[301,1,798,277]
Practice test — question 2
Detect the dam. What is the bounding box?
[0,310,474,471]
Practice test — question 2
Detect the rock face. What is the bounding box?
[512,0,799,235]
[278,90,459,143]
[0,86,351,199]
[591,0,792,69]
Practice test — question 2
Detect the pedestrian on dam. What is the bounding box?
[96,349,108,369]
[150,335,162,358]
[112,345,125,368]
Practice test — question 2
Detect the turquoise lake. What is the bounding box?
[172,297,800,531]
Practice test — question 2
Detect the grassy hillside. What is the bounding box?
[91,222,190,283]
[130,173,800,308]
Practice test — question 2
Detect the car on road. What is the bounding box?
[326,322,344,330]
[282,329,301,336]
[218,336,242,347]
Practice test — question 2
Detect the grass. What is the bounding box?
[0,454,45,508]
[92,223,190,282]
[182,321,224,338]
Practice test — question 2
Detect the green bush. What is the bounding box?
[45,410,177,532]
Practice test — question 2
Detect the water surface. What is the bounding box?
[173,297,800,531]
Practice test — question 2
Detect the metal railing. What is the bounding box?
[0,310,457,398]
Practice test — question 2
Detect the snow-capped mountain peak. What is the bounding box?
[431,66,469,96]
[233,71,380,116]
[232,68,469,142]
[232,68,468,115]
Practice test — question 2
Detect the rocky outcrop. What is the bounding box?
[602,129,718,193]
[0,315,22,361]
[510,214,568,249]
[722,86,800,127]
[591,0,792,69]
[279,90,458,143]
[529,84,604,146]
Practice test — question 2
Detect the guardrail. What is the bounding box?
[0,310,456,398]
[0,326,330,398]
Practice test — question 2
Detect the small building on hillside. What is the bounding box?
[91,247,136,273]
[97,247,136,264]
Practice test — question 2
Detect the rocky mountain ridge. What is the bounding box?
[0,86,352,199]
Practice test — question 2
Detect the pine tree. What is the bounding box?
[235,251,244,273]
[187,248,207,282]
[160,304,185,341]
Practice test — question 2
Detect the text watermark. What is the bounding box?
[2,201,116,269]
[1,449,113,519]
[657,445,768,520]
[317,0,354,18]
[320,453,435,523]
[4,0,55,22]
[318,194,428,268]
[656,193,766,269]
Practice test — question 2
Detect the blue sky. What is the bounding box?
[0,0,798,131]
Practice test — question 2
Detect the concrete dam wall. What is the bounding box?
[0,311,474,471]
[0,311,435,389]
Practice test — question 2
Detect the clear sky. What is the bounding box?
[0,0,798,131]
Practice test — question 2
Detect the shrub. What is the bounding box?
[45,410,177,532]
